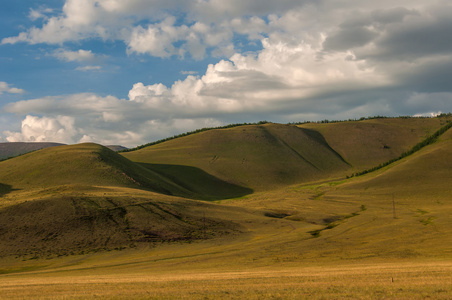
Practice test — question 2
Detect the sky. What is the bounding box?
[1,0,452,147]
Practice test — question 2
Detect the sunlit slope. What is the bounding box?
[0,143,192,197]
[309,127,452,258]
[338,126,452,198]
[299,117,445,171]
[122,123,352,191]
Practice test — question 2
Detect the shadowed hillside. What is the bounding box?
[0,143,254,257]
[0,143,192,197]
[122,119,446,191]
[0,192,248,258]
[122,123,352,191]
[0,143,251,200]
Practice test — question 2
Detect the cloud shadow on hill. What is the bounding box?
[137,163,253,200]
[0,183,18,197]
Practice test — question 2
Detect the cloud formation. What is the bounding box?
[53,49,97,62]
[0,82,25,95]
[2,0,452,146]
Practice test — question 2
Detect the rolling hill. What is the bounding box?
[0,143,255,257]
[298,117,445,170]
[0,116,451,263]
[0,142,64,160]
[0,142,130,161]
[0,143,192,196]
[122,123,352,191]
[121,118,444,191]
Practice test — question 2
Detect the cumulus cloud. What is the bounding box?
[4,115,79,143]
[53,48,97,62]
[2,0,452,146]
[0,82,25,95]
[29,7,54,21]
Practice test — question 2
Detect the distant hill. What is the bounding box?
[105,145,128,152]
[122,123,351,191]
[0,142,65,160]
[299,117,445,171]
[0,116,451,259]
[122,118,445,191]
[0,143,252,257]
[0,143,193,197]
[0,142,128,160]
[0,143,251,200]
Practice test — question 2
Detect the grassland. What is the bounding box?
[0,117,451,298]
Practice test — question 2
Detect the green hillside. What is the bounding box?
[0,117,452,299]
[299,117,444,171]
[0,117,450,258]
[0,142,64,160]
[0,143,193,197]
[0,143,256,257]
[122,118,445,191]
[337,126,452,199]
[304,126,452,259]
[122,123,352,191]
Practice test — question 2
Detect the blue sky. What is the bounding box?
[1,0,452,147]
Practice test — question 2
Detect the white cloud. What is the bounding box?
[126,17,188,58]
[29,7,54,21]
[2,0,452,146]
[53,48,97,62]
[4,115,79,144]
[76,65,102,72]
[1,38,391,146]
[0,82,25,95]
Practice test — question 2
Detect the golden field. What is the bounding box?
[0,116,451,298]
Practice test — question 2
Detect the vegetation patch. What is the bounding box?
[264,211,291,219]
[348,119,452,178]
[419,217,436,226]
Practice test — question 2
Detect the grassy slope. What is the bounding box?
[0,188,254,258]
[299,117,444,171]
[0,143,259,257]
[0,143,193,197]
[0,118,451,298]
[300,126,452,259]
[0,142,65,160]
[122,123,352,191]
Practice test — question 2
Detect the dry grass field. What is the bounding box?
[1,260,451,299]
[0,117,451,299]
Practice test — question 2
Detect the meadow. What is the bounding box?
[0,117,451,298]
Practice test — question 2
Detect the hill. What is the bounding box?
[0,143,255,257]
[298,117,445,171]
[0,117,451,299]
[0,143,193,197]
[0,187,252,258]
[105,145,128,152]
[122,118,444,191]
[299,124,452,259]
[0,142,64,160]
[122,123,352,191]
[0,117,451,259]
